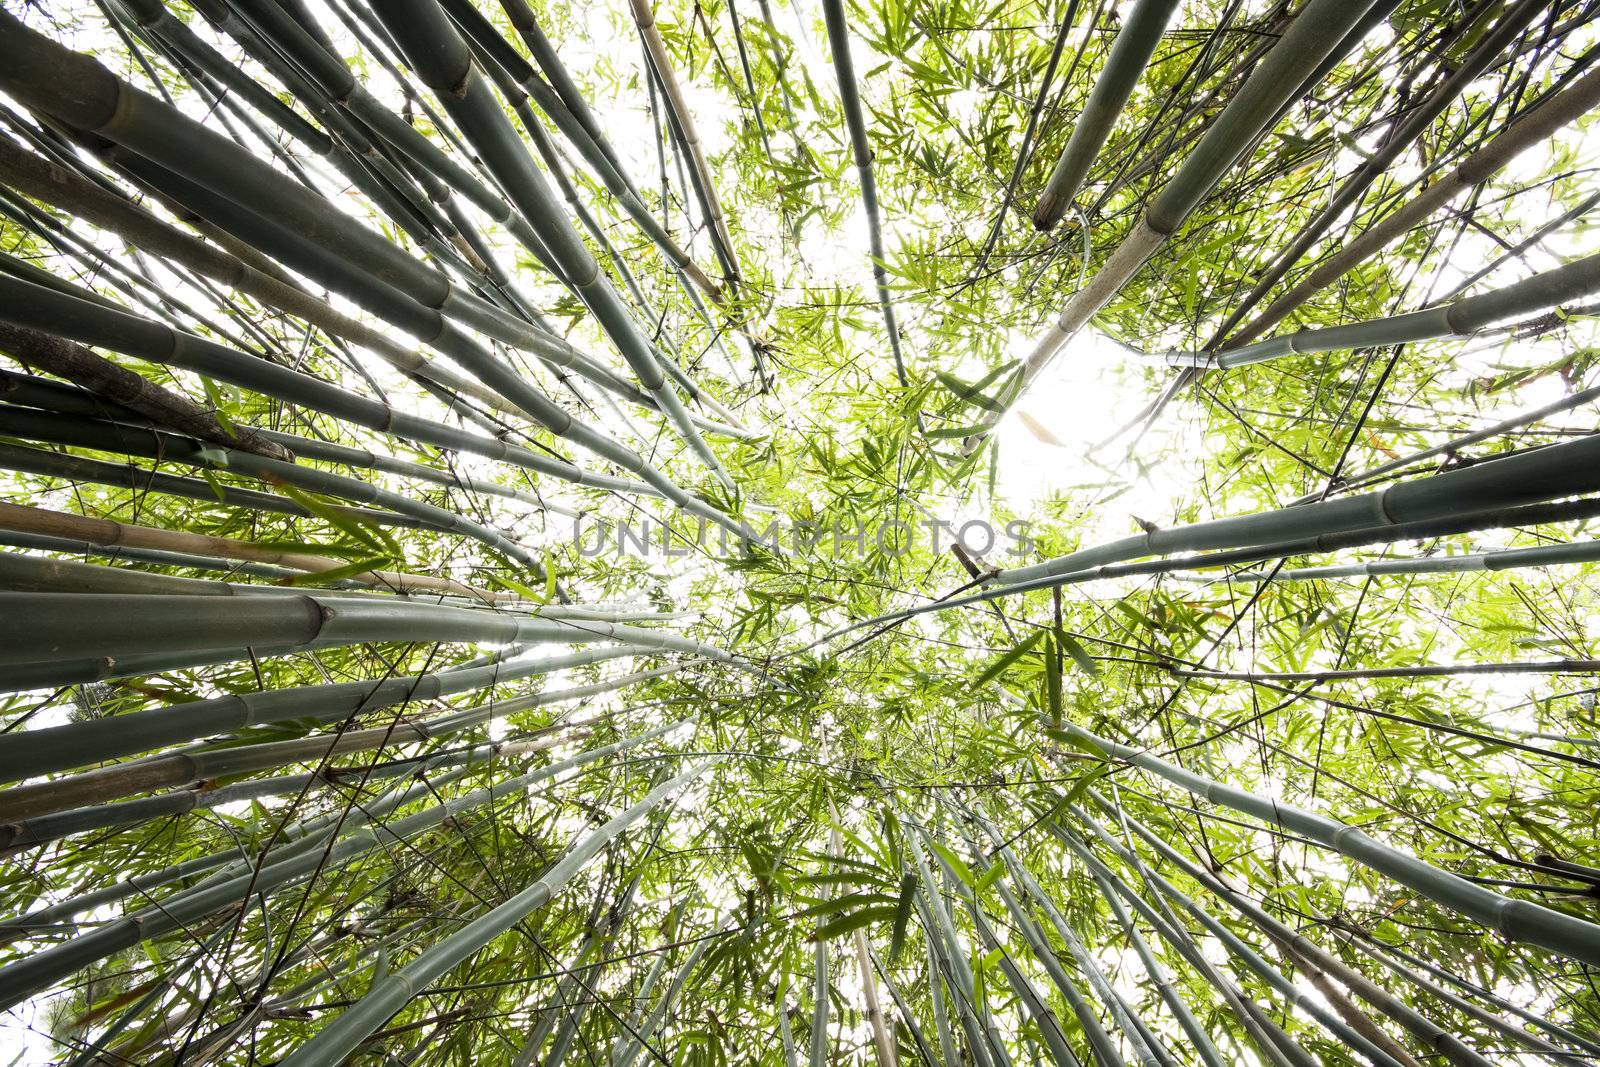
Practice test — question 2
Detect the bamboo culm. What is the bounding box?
[0,589,747,673]
[1159,250,1600,370]
[1007,0,1384,412]
[1227,61,1600,346]
[1055,812,1409,1067]
[1032,0,1182,230]
[0,641,640,781]
[0,403,548,574]
[0,727,684,1013]
[820,0,909,388]
[0,16,737,528]
[1178,538,1600,585]
[0,272,653,497]
[370,0,739,494]
[0,367,594,512]
[1203,0,1551,349]
[0,731,584,851]
[1052,728,1600,965]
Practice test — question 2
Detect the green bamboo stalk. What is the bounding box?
[0,639,639,780]
[905,828,1003,1067]
[866,945,941,1067]
[0,678,633,823]
[202,0,555,271]
[1228,62,1600,347]
[1337,925,1600,1061]
[1061,811,1410,1067]
[0,320,290,461]
[369,0,739,495]
[0,588,746,674]
[997,430,1600,587]
[0,530,367,588]
[611,928,716,1067]
[0,549,318,598]
[5,757,472,943]
[1172,658,1600,684]
[0,731,577,851]
[819,0,908,388]
[0,136,517,414]
[0,437,432,532]
[1052,727,1600,965]
[0,9,514,344]
[1135,828,1497,1067]
[538,877,649,1066]
[0,16,736,525]
[0,435,537,588]
[0,272,652,498]
[1004,0,1384,417]
[963,805,1215,1067]
[826,439,1600,642]
[0,364,593,513]
[809,828,835,1067]
[942,821,1085,1067]
[1032,0,1182,230]
[912,929,956,1066]
[1157,250,1600,370]
[1204,0,1551,349]
[602,932,673,1067]
[0,727,683,1013]
[0,403,553,572]
[1043,808,1315,1067]
[628,0,740,285]
[442,0,724,302]
[992,840,1163,1067]
[1179,538,1600,585]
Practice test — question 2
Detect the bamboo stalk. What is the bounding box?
[0,670,662,822]
[0,731,584,851]
[1178,538,1600,585]
[905,828,1004,1067]
[0,270,652,499]
[825,440,1600,643]
[1047,812,1314,1067]
[0,500,491,600]
[1005,0,1384,418]
[1336,925,1600,1061]
[0,136,514,414]
[0,321,290,461]
[0,14,737,527]
[820,0,908,388]
[1032,0,1182,230]
[1204,0,1551,349]
[1160,250,1600,370]
[0,365,593,513]
[0,727,682,1013]
[1149,835,1493,1067]
[0,635,639,781]
[961,804,1223,1067]
[997,430,1600,587]
[0,588,747,674]
[1226,61,1600,347]
[1173,658,1600,683]
[441,0,724,302]
[1061,811,1411,1067]
[628,0,740,285]
[370,0,740,497]
[1053,729,1600,965]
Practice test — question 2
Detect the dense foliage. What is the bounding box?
[0,0,1598,1063]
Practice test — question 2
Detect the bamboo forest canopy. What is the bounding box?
[2,0,1600,1062]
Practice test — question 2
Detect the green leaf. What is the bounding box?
[277,555,391,587]
[888,873,916,963]
[975,630,1046,688]
[814,904,900,940]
